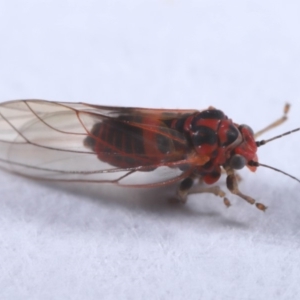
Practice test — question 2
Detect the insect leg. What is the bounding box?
[254,103,290,138]
[176,176,230,207]
[176,177,195,203]
[221,167,242,182]
[225,168,267,211]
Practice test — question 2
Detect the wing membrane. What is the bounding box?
[0,100,196,185]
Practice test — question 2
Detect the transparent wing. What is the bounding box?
[0,100,197,186]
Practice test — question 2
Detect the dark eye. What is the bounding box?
[230,154,246,170]
[239,124,254,135]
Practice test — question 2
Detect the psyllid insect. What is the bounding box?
[0,100,299,211]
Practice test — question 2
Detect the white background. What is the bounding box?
[1,1,300,299]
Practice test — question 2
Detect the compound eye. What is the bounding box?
[239,124,254,135]
[230,154,247,170]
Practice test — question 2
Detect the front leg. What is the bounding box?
[225,167,267,211]
[176,172,267,211]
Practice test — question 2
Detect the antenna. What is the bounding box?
[256,128,300,147]
[248,160,300,183]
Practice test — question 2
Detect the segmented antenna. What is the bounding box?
[248,161,300,183]
[252,126,300,182]
[256,128,300,147]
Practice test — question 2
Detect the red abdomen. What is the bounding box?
[84,115,189,168]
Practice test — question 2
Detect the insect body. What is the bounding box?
[84,109,256,185]
[0,100,298,211]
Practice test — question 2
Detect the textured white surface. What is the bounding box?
[1,1,300,299]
